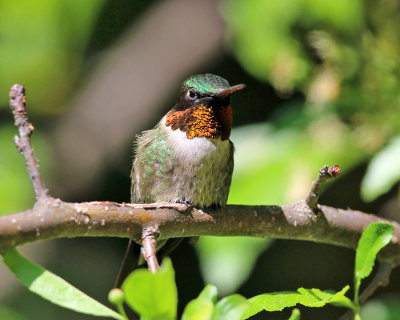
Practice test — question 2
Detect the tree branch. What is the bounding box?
[3,84,400,310]
[306,164,340,212]
[359,262,392,304]
[340,262,393,320]
[9,85,49,201]
[1,200,400,266]
[142,226,160,272]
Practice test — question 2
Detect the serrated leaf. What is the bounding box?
[297,286,354,309]
[2,248,122,319]
[361,136,400,202]
[355,223,394,281]
[241,286,353,319]
[122,258,177,320]
[288,308,300,320]
[212,294,249,320]
[244,292,300,317]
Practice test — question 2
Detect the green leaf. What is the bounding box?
[361,136,400,201]
[244,292,300,317]
[297,287,354,309]
[241,286,353,319]
[354,222,394,308]
[2,248,122,319]
[212,294,249,320]
[288,308,300,320]
[122,258,177,320]
[355,223,394,281]
[181,285,218,320]
[198,284,219,304]
[181,299,214,320]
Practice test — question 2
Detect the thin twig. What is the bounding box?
[9,85,49,201]
[306,164,340,212]
[4,84,400,304]
[359,262,392,304]
[340,262,393,320]
[339,308,353,320]
[142,227,160,272]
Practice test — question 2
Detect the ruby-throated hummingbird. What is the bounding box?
[115,74,245,286]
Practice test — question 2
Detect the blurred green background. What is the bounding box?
[1,0,400,319]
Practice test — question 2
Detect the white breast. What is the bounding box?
[161,115,230,165]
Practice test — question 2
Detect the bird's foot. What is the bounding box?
[174,198,193,213]
[175,198,193,206]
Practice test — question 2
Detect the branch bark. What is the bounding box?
[142,226,160,272]
[306,164,340,212]
[1,199,400,266]
[3,84,400,309]
[9,85,49,201]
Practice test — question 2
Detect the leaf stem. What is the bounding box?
[353,279,360,317]
[117,304,129,320]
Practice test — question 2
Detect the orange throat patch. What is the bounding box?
[166,105,232,140]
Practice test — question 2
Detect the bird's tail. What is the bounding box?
[114,238,184,288]
[114,239,141,288]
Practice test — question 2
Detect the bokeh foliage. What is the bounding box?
[201,0,400,296]
[0,0,103,216]
[223,0,400,137]
[0,0,103,113]
[221,0,400,211]
[3,223,393,319]
[1,0,400,319]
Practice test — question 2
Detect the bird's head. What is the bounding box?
[166,74,245,140]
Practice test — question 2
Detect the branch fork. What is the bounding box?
[142,226,160,273]
[9,84,49,201]
[3,85,399,310]
[306,164,340,212]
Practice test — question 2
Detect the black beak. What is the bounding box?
[216,84,246,97]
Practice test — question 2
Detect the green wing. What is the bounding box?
[130,128,157,203]
[222,140,235,204]
[130,124,173,203]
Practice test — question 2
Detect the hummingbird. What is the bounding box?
[115,74,245,286]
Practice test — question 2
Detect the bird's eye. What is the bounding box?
[187,90,198,100]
